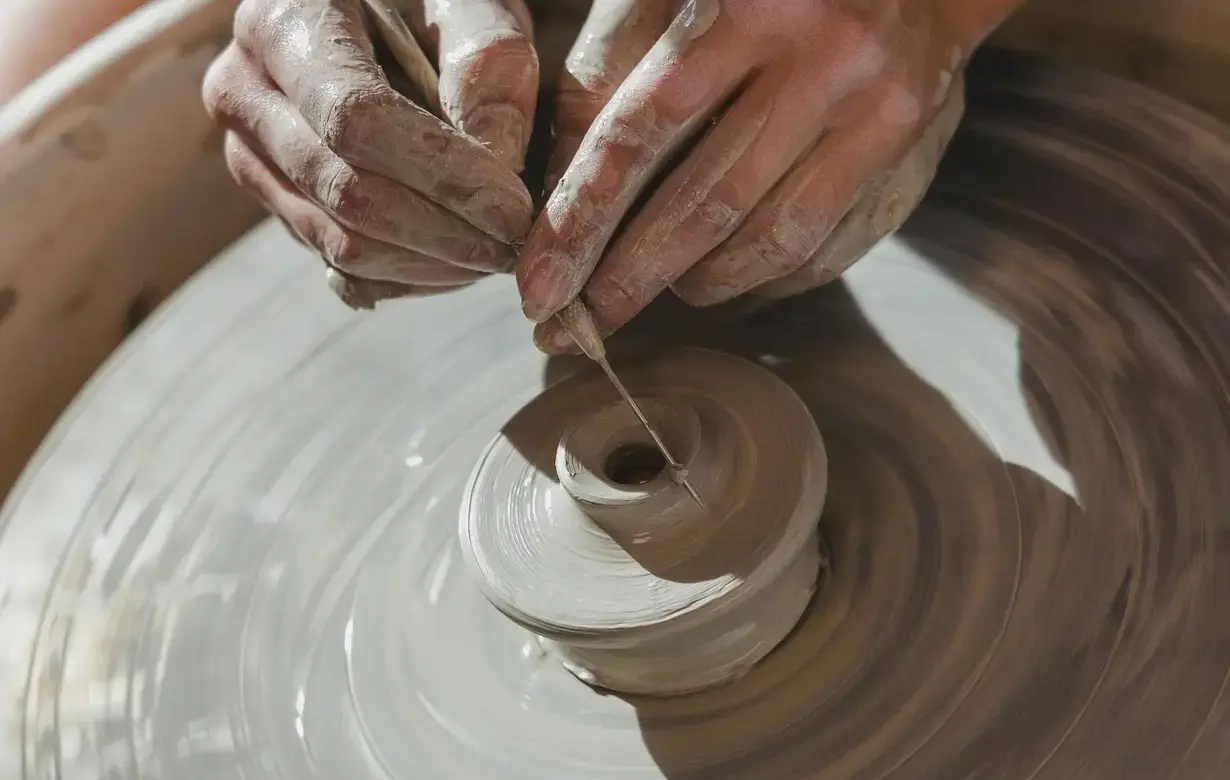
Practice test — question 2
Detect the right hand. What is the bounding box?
[202,0,538,306]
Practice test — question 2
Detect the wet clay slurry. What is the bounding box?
[459,348,827,695]
[5,50,1230,778]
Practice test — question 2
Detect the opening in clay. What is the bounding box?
[603,443,667,486]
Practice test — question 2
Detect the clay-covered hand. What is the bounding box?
[520,0,1021,351]
[202,0,538,305]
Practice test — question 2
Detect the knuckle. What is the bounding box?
[320,225,365,272]
[876,78,923,128]
[222,135,256,186]
[233,0,285,49]
[316,85,391,156]
[204,82,250,127]
[460,239,503,273]
[594,274,648,322]
[200,67,227,120]
[596,108,666,157]
[558,65,619,100]
[319,163,372,229]
[318,88,362,152]
[694,193,744,235]
[453,32,536,79]
[755,218,815,277]
[201,49,246,120]
[826,24,888,85]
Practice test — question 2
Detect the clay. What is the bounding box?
[6,49,1230,780]
[459,348,827,695]
[517,0,978,348]
[203,0,536,291]
[418,0,539,170]
[0,0,266,500]
[547,0,679,192]
[516,1,750,322]
[0,0,151,102]
[753,69,966,299]
[1,0,1224,519]
[671,0,721,44]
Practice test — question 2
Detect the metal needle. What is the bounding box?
[355,9,704,508]
[555,300,706,509]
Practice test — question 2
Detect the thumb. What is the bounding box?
[423,0,538,171]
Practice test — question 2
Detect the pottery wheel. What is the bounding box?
[460,347,828,696]
[5,49,1230,779]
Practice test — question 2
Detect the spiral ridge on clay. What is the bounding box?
[3,49,1230,780]
[458,348,828,695]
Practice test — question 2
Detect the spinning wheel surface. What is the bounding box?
[4,51,1230,779]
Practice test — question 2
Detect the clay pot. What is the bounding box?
[0,0,264,496]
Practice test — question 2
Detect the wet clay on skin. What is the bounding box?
[546,0,683,192]
[203,0,539,303]
[518,0,1012,342]
[459,348,827,695]
[9,51,1230,780]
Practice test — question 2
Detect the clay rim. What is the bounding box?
[456,347,830,642]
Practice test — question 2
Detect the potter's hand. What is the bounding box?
[521,0,1022,351]
[203,0,537,303]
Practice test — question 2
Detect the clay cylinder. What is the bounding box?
[460,348,829,696]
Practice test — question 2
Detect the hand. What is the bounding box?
[202,0,538,305]
[519,0,1021,352]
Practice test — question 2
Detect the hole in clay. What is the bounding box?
[603,443,667,487]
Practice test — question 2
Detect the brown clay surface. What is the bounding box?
[460,348,827,696]
[3,50,1230,778]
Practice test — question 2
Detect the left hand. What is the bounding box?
[517,0,1006,352]
[202,0,539,308]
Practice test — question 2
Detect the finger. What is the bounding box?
[233,0,532,243]
[516,10,753,322]
[749,173,891,301]
[423,0,538,170]
[204,43,515,272]
[755,77,966,300]
[222,131,486,287]
[531,108,902,354]
[547,0,678,193]
[325,268,467,310]
[226,135,465,307]
[562,66,852,336]
[673,96,918,307]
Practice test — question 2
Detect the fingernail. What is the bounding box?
[481,200,533,246]
[462,104,528,171]
[672,276,729,308]
[519,256,572,322]
[533,320,580,355]
[521,297,545,321]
